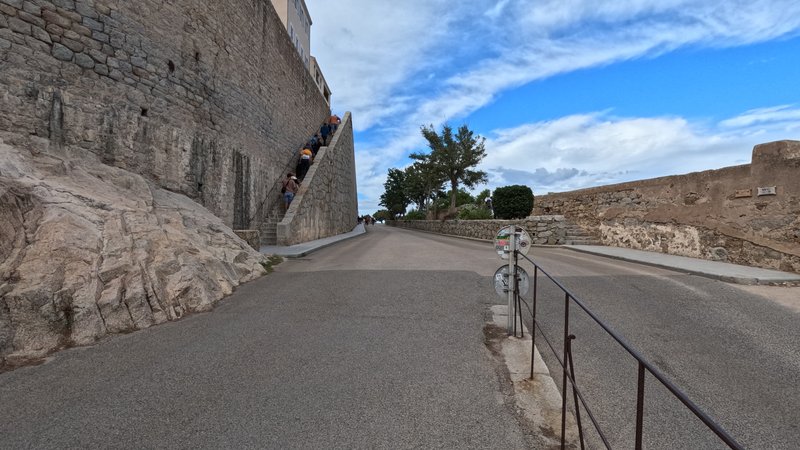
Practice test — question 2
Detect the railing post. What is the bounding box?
[567,335,586,450]
[507,232,516,335]
[561,292,570,449]
[514,245,523,338]
[635,361,646,450]
[530,266,538,380]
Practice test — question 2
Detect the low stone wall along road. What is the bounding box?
[1,225,798,448]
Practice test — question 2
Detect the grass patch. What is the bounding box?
[260,255,284,273]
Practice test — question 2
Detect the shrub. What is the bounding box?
[404,209,427,220]
[493,185,534,219]
[458,204,493,220]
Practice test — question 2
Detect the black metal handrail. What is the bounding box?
[512,250,743,450]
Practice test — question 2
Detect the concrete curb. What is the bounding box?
[260,224,367,258]
[489,305,579,447]
[562,245,800,286]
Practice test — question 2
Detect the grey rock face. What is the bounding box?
[0,141,266,371]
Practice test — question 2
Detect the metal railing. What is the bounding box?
[507,249,743,450]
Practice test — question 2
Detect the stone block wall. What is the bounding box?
[277,112,358,245]
[0,0,330,228]
[534,141,800,273]
[387,216,570,244]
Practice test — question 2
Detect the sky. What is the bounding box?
[305,0,800,215]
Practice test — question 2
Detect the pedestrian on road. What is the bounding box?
[282,173,299,209]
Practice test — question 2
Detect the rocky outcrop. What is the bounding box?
[0,139,266,371]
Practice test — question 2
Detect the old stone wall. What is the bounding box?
[278,112,358,245]
[533,140,800,273]
[0,0,330,228]
[387,216,571,244]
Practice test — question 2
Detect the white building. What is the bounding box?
[270,0,331,103]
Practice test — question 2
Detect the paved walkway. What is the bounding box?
[260,223,367,257]
[565,245,800,285]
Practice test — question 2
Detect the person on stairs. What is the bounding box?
[297,147,313,181]
[282,173,299,210]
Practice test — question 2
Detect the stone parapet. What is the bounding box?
[387,216,571,245]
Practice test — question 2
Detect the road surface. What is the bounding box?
[1,225,798,448]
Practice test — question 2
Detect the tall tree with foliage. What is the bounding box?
[379,168,410,218]
[414,124,488,211]
[403,159,445,212]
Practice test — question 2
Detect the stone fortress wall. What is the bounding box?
[533,141,800,274]
[278,112,358,245]
[0,0,358,370]
[0,0,332,229]
[388,216,573,244]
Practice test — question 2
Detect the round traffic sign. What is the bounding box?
[494,225,532,260]
[493,266,530,299]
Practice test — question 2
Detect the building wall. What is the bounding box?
[533,141,800,273]
[0,0,330,229]
[278,112,358,245]
[311,56,330,104]
[270,0,311,68]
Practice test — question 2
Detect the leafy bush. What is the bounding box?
[458,204,493,220]
[493,185,534,219]
[403,209,427,220]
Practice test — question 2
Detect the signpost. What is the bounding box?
[492,225,531,335]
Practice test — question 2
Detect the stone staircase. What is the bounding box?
[562,222,602,245]
[259,202,284,246]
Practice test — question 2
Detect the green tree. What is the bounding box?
[414,124,488,211]
[403,159,445,212]
[475,189,491,205]
[373,210,392,222]
[379,168,409,218]
[493,185,534,219]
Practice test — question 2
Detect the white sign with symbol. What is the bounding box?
[493,266,530,299]
[494,225,532,260]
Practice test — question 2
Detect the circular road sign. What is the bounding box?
[493,266,530,299]
[494,225,532,260]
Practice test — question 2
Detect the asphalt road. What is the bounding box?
[2,225,798,448]
[0,226,536,449]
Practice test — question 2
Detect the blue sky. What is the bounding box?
[305,0,800,215]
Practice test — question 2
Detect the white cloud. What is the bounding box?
[481,107,800,195]
[720,105,800,128]
[305,0,800,213]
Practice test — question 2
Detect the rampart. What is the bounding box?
[0,0,331,229]
[387,216,571,244]
[533,140,800,273]
[278,112,358,245]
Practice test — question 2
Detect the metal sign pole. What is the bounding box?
[507,231,516,334]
